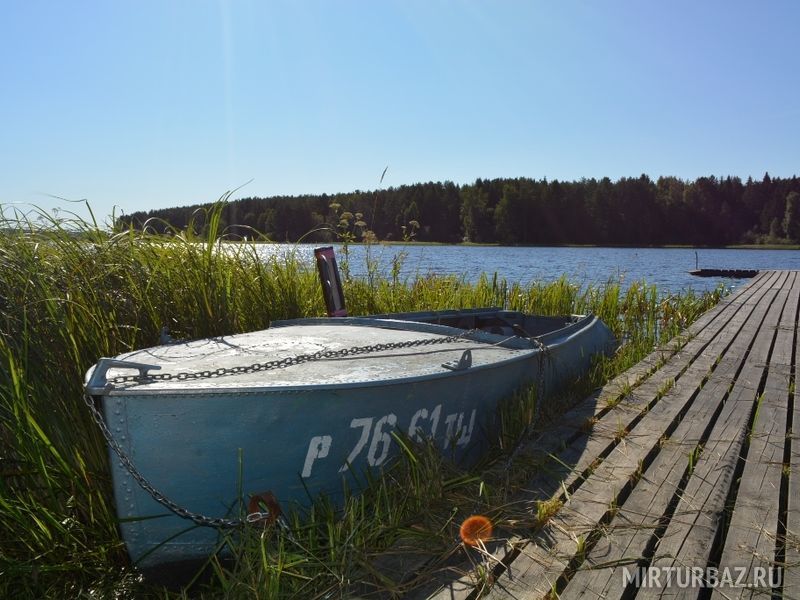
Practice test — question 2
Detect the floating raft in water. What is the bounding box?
[689,268,759,278]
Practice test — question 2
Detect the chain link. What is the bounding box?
[108,331,477,387]
[86,330,478,528]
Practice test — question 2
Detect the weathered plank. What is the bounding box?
[508,273,784,599]
[708,272,798,600]
[477,274,789,600]
[510,269,774,498]
[633,272,791,600]
[412,272,774,600]
[564,271,791,600]
[559,274,791,600]
[782,269,800,600]
[518,270,778,505]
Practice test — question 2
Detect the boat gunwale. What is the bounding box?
[99,345,539,396]
[89,313,606,397]
[271,311,595,347]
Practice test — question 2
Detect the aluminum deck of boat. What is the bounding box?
[102,321,536,394]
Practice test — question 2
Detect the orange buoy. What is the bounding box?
[459,514,493,547]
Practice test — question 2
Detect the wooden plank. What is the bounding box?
[709,272,797,600]
[476,274,791,600]
[559,272,793,600]
[518,268,770,473]
[783,268,800,599]
[630,272,791,599]
[410,273,776,600]
[560,287,780,599]
[519,271,778,503]
[516,274,784,595]
[521,270,772,465]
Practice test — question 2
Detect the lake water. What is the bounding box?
[256,244,800,295]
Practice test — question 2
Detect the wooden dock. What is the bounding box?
[414,270,800,599]
[689,268,760,279]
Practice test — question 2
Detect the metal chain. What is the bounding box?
[83,392,244,528]
[85,330,478,528]
[108,330,477,387]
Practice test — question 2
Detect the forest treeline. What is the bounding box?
[118,174,800,246]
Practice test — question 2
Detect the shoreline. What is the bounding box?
[223,238,800,251]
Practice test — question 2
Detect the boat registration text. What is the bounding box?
[301,404,477,478]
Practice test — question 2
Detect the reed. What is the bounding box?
[0,203,725,597]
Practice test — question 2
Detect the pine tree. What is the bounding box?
[783,191,800,242]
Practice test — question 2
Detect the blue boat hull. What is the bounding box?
[88,311,615,567]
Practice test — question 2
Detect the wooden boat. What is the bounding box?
[83,249,616,568]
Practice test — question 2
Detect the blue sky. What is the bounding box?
[1,1,799,222]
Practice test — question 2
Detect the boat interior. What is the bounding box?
[313,246,578,340]
[370,308,578,339]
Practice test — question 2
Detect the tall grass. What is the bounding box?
[0,203,725,597]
